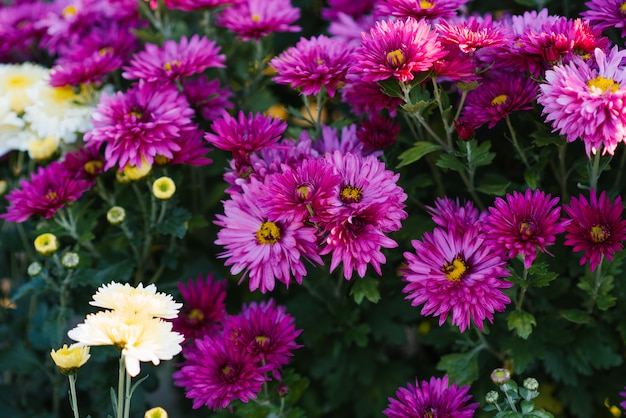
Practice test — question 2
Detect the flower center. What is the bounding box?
[590,224,610,243]
[62,5,77,17]
[163,61,181,71]
[424,409,436,418]
[442,256,467,282]
[251,13,260,22]
[45,191,57,201]
[621,2,626,14]
[296,184,310,200]
[587,76,619,93]
[386,49,405,67]
[129,109,143,120]
[99,47,114,56]
[84,160,103,176]
[255,335,269,347]
[154,155,171,165]
[518,220,536,239]
[187,308,204,325]
[491,94,508,106]
[221,364,233,376]
[256,221,281,244]
[420,0,435,8]
[340,185,363,204]
[6,74,30,90]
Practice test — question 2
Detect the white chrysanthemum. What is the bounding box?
[23,82,97,144]
[90,282,182,319]
[0,96,27,157]
[0,62,49,113]
[67,310,184,377]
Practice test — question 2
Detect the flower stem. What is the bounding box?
[68,374,80,418]
[505,115,530,169]
[515,268,529,311]
[587,257,604,314]
[588,149,601,191]
[117,356,125,418]
[123,367,132,418]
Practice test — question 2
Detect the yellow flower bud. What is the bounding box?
[50,344,90,375]
[152,177,176,200]
[120,157,152,182]
[27,136,60,161]
[34,233,59,256]
[144,407,168,418]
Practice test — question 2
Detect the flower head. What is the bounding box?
[375,0,470,21]
[182,76,233,121]
[215,0,301,41]
[152,177,176,200]
[384,375,478,418]
[582,0,626,38]
[50,344,91,375]
[89,282,182,319]
[34,233,59,256]
[562,189,626,272]
[426,196,485,235]
[402,226,512,332]
[357,114,400,151]
[144,407,168,418]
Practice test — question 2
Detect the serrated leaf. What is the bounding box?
[436,351,479,385]
[436,153,466,172]
[344,323,370,348]
[396,142,443,168]
[349,276,381,305]
[156,207,191,238]
[560,309,591,324]
[596,294,617,310]
[378,78,403,98]
[476,182,511,196]
[507,310,536,339]
[529,271,558,288]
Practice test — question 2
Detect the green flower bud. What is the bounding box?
[523,377,539,391]
[27,261,43,276]
[107,206,126,225]
[491,368,511,385]
[61,252,80,269]
[485,390,499,404]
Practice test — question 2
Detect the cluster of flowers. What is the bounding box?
[170,274,303,410]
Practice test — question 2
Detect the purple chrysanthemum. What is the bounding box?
[351,17,446,83]
[84,81,196,171]
[60,143,105,185]
[2,161,91,223]
[310,124,365,156]
[375,0,470,21]
[269,35,355,98]
[173,334,270,410]
[562,189,626,272]
[460,71,538,129]
[582,0,626,38]
[357,114,400,152]
[164,0,241,11]
[182,76,234,121]
[426,196,486,235]
[172,273,227,342]
[122,35,225,83]
[482,189,568,269]
[435,15,508,54]
[160,128,213,167]
[402,226,512,332]
[321,0,376,21]
[538,46,626,156]
[223,299,302,379]
[327,12,377,46]
[214,179,323,293]
[384,375,479,418]
[620,386,626,410]
[215,0,301,41]
[0,1,52,62]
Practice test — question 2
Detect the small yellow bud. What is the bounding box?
[152,177,176,200]
[0,180,7,196]
[34,233,59,256]
[107,206,126,225]
[121,159,152,181]
[27,136,60,161]
[50,344,90,375]
[144,407,168,418]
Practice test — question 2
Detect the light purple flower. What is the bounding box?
[215,0,301,41]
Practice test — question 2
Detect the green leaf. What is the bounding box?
[506,310,536,339]
[156,206,191,238]
[396,142,443,168]
[344,323,370,348]
[521,400,535,413]
[596,294,617,310]
[378,78,403,98]
[529,271,558,288]
[476,181,511,196]
[560,309,591,324]
[469,140,496,167]
[436,351,479,385]
[527,411,555,418]
[349,276,381,305]
[10,277,47,303]
[436,153,465,172]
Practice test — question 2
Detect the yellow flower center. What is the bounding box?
[255,335,269,346]
[6,74,30,90]
[256,221,281,244]
[590,224,610,243]
[154,155,171,165]
[442,256,467,282]
[84,160,103,175]
[518,220,536,238]
[621,2,626,13]
[221,365,233,376]
[252,14,260,22]
[340,185,363,204]
[51,85,77,103]
[491,94,508,106]
[420,0,435,8]
[129,109,143,120]
[296,185,310,200]
[163,61,181,71]
[62,5,77,17]
[45,191,57,201]
[386,49,405,67]
[587,76,619,93]
[187,308,204,324]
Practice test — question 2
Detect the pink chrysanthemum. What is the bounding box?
[341,74,403,117]
[375,0,470,21]
[0,1,51,62]
[182,76,234,121]
[214,179,323,293]
[426,196,486,235]
[164,0,241,11]
[321,0,376,20]
[357,114,400,151]
[215,0,301,41]
[482,189,568,269]
[538,46,626,156]
[384,375,478,418]
[122,35,225,83]
[60,144,105,185]
[327,12,377,47]
[432,43,479,82]
[460,71,538,129]
[582,0,626,38]
[620,386,626,410]
[223,299,302,379]
[84,81,196,171]
[436,15,509,54]
[173,334,270,410]
[2,161,91,223]
[351,17,446,83]
[269,35,355,98]
[205,111,287,163]
[402,226,512,332]
[172,273,227,342]
[310,124,365,156]
[562,189,626,272]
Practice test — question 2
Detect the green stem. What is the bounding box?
[431,78,453,148]
[505,115,530,169]
[68,374,80,418]
[587,257,604,314]
[504,389,519,412]
[516,268,529,311]
[588,149,601,191]
[557,143,569,201]
[123,367,132,418]
[117,356,125,418]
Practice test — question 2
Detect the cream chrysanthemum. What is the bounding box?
[50,343,91,375]
[67,310,184,377]
[0,96,27,157]
[0,62,49,113]
[90,282,182,319]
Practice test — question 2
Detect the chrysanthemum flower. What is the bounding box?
[582,0,626,38]
[327,12,377,46]
[562,189,626,272]
[172,273,227,342]
[620,386,626,410]
[67,310,184,377]
[426,196,485,235]
[0,1,51,62]
[384,375,478,418]
[224,299,302,378]
[435,15,508,54]
[351,17,446,83]
[50,344,91,375]
[182,76,233,121]
[311,124,364,156]
[375,0,470,21]
[84,81,196,170]
[460,71,538,129]
[321,0,376,20]
[0,62,49,114]
[1,161,90,223]
[482,189,568,268]
[123,35,225,83]
[173,334,270,410]
[215,0,301,41]
[402,226,512,332]
[90,282,183,319]
[269,35,354,98]
[357,114,400,151]
[215,179,323,293]
[538,46,626,156]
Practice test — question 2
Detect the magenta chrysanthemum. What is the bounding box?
[402,226,512,332]
[562,189,626,272]
[215,0,301,41]
[357,114,400,151]
[538,46,626,156]
[1,161,91,223]
[341,74,403,117]
[350,17,446,83]
[375,0,470,21]
[214,179,323,293]
[84,81,196,170]
[172,273,227,342]
[122,35,225,83]
[60,144,105,185]
[384,375,478,418]
[582,0,626,38]
[164,0,240,11]
[436,15,508,54]
[426,196,485,235]
[182,76,234,121]
[173,334,270,410]
[482,189,568,269]
[269,35,355,98]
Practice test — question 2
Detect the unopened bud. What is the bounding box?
[107,206,126,225]
[152,177,176,200]
[61,252,80,269]
[144,407,168,418]
[454,119,475,141]
[34,233,59,256]
[523,377,539,391]
[490,368,511,385]
[27,261,43,276]
[485,390,499,404]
